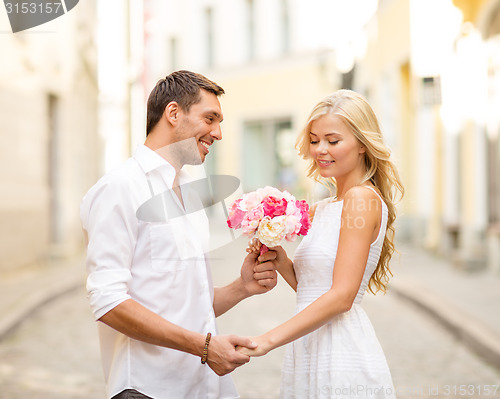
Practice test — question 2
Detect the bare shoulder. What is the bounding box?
[342,186,381,215]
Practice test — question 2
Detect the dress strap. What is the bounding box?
[360,186,388,246]
[361,185,386,207]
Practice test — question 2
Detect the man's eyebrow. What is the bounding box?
[207,111,223,121]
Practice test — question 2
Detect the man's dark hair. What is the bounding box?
[146,70,225,136]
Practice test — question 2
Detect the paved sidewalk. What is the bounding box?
[1,240,499,373]
[390,243,500,369]
[0,254,85,340]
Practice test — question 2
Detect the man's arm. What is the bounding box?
[213,250,277,317]
[81,178,255,376]
[99,299,256,376]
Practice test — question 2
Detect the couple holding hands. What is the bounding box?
[80,70,403,398]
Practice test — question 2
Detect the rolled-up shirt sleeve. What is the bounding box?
[80,175,138,320]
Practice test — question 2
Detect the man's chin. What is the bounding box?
[184,152,204,166]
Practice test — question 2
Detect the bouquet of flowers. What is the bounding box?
[226,186,311,254]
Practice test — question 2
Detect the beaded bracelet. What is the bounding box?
[201,332,212,364]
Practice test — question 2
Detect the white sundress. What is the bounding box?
[280,187,396,399]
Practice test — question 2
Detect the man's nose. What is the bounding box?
[211,124,222,141]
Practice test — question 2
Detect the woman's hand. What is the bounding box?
[245,238,261,255]
[246,239,288,267]
[236,335,272,357]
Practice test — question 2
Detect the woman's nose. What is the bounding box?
[318,141,328,153]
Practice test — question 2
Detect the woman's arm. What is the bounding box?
[270,247,297,291]
[272,200,319,291]
[240,187,381,356]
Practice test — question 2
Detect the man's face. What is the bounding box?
[174,89,223,164]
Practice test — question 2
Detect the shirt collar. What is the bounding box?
[133,144,191,187]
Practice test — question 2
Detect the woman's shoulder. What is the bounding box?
[345,185,381,200]
[342,185,383,214]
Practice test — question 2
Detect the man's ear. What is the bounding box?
[164,101,179,124]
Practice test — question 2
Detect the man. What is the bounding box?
[80,70,277,399]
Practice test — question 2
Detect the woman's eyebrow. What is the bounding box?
[309,132,341,137]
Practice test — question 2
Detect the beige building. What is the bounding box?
[0,2,99,272]
[142,0,500,271]
[357,0,500,271]
[143,0,376,200]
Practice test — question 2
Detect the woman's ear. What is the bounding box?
[359,144,366,154]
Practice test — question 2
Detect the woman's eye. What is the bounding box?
[310,141,319,144]
[329,140,339,145]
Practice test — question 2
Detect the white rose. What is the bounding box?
[257,215,286,247]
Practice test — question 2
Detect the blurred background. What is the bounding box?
[1,0,500,397]
[2,0,500,273]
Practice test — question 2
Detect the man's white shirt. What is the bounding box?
[80,145,238,399]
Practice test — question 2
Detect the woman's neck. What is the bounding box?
[334,171,368,200]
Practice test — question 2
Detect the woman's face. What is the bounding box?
[308,114,365,180]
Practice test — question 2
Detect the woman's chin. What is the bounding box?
[318,170,334,179]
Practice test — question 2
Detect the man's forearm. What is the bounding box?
[213,278,250,317]
[99,298,205,356]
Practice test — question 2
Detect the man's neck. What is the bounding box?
[171,173,185,209]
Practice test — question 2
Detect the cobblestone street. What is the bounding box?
[0,236,499,398]
[0,287,104,399]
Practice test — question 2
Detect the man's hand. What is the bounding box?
[246,239,288,272]
[206,335,257,376]
[241,249,278,296]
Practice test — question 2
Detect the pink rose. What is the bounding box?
[284,214,301,241]
[227,198,245,229]
[256,186,283,199]
[296,200,311,236]
[239,191,264,211]
[262,196,288,218]
[241,204,264,235]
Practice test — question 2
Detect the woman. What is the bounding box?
[242,90,404,398]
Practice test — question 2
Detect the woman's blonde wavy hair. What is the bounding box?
[296,90,404,294]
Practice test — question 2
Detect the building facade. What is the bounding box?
[142,0,376,200]
[140,0,500,272]
[357,0,500,271]
[0,2,99,272]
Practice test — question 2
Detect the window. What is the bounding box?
[169,36,178,71]
[242,119,295,192]
[47,94,61,244]
[280,0,290,54]
[245,0,255,60]
[205,7,214,67]
[422,76,442,106]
